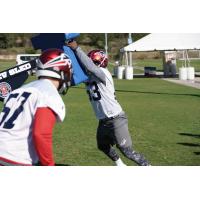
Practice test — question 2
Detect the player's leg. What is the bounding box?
[113,113,150,166]
[119,146,150,166]
[97,120,126,166]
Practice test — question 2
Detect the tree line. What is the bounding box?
[0,33,148,60]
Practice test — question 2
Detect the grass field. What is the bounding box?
[52,78,200,166]
[134,58,200,71]
[0,60,200,166]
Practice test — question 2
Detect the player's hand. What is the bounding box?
[66,40,78,50]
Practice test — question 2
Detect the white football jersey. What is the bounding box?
[86,68,122,119]
[0,79,65,165]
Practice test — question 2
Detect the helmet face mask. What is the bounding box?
[36,49,72,95]
[58,71,71,95]
[88,50,108,68]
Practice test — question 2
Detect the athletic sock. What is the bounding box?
[115,158,126,166]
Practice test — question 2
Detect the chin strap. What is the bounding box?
[59,82,69,95]
[58,71,71,95]
[98,56,106,67]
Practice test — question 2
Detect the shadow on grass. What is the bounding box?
[178,133,200,156]
[177,142,200,147]
[55,164,71,166]
[177,133,200,155]
[179,133,200,139]
[34,163,71,166]
[72,86,200,98]
[115,89,200,98]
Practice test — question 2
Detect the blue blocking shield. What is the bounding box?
[31,33,88,85]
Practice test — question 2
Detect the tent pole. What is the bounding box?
[121,52,124,66]
[125,51,128,66]
[184,50,187,67]
[129,51,132,66]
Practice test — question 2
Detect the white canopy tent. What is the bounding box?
[120,33,200,68]
[122,33,200,52]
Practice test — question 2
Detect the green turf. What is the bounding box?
[52,78,200,166]
[134,58,200,72]
[0,60,16,71]
[0,60,200,166]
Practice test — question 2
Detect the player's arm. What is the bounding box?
[67,41,106,84]
[32,107,57,166]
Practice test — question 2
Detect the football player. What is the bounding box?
[68,41,150,166]
[0,49,72,166]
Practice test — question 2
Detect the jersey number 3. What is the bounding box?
[87,81,101,101]
[0,92,31,129]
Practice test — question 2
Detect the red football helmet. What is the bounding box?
[36,48,72,94]
[88,50,108,68]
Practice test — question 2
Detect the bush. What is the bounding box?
[152,52,161,59]
[24,47,37,54]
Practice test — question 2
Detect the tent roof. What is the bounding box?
[122,33,200,52]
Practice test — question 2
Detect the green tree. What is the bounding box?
[0,33,8,48]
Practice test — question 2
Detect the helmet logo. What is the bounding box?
[94,51,106,60]
[0,82,12,99]
[42,53,72,70]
